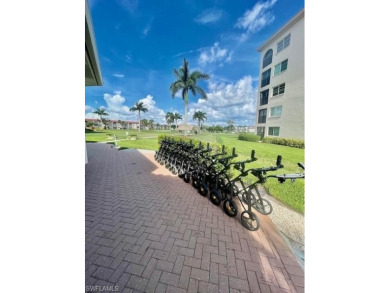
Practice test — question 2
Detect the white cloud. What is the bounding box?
[85,105,94,113]
[198,42,233,67]
[142,23,151,37]
[194,9,223,24]
[113,74,125,78]
[117,0,138,13]
[188,76,258,126]
[235,0,277,41]
[137,95,167,122]
[141,18,154,38]
[85,91,169,124]
[125,54,132,63]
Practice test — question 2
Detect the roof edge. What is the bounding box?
[85,0,103,85]
[257,8,304,53]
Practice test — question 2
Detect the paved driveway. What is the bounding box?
[85,143,304,293]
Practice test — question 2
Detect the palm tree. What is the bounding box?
[148,119,154,130]
[165,112,174,131]
[227,119,234,132]
[140,119,149,130]
[170,58,209,133]
[93,108,108,128]
[193,110,207,132]
[130,101,148,132]
[172,113,182,131]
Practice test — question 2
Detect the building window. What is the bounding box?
[273,83,285,96]
[268,127,280,136]
[257,127,265,138]
[274,59,288,76]
[270,106,282,117]
[261,69,271,87]
[258,109,267,123]
[262,49,273,68]
[277,34,291,53]
[260,90,269,105]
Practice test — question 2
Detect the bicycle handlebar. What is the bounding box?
[211,145,227,159]
[268,173,305,183]
[298,162,305,170]
[246,155,284,177]
[229,150,257,169]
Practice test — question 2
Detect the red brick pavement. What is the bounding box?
[85,143,304,293]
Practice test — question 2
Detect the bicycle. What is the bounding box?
[242,160,304,215]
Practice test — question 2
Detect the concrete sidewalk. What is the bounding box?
[85,143,304,292]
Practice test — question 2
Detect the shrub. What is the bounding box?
[263,137,304,149]
[238,133,260,142]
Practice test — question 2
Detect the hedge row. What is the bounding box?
[263,137,305,149]
[238,133,260,142]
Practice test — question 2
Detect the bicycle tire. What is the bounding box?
[241,211,260,231]
[210,189,222,206]
[223,198,238,217]
[221,184,238,199]
[192,176,200,189]
[184,172,191,183]
[253,197,273,215]
[199,183,208,196]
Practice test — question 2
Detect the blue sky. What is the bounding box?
[85,0,304,126]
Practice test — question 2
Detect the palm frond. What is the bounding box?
[190,71,210,81]
[170,81,184,97]
[194,85,208,100]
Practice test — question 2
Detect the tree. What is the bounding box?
[227,119,234,132]
[93,108,108,128]
[172,113,182,131]
[148,119,154,130]
[130,101,148,132]
[140,119,149,130]
[193,110,207,132]
[165,112,174,131]
[170,58,209,133]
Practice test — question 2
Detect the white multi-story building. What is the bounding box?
[255,9,304,140]
[85,118,139,130]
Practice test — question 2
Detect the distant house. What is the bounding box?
[85,118,139,130]
[235,126,255,133]
[85,118,104,128]
[122,121,139,130]
[177,125,194,131]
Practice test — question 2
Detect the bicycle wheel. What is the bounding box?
[223,198,238,217]
[171,165,178,175]
[253,197,273,215]
[241,211,260,231]
[192,176,200,189]
[221,184,239,199]
[199,183,208,196]
[210,189,222,206]
[184,172,191,183]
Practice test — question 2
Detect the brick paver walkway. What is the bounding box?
[85,143,304,293]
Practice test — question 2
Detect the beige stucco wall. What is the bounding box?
[256,13,304,140]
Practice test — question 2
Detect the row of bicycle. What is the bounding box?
[154,137,304,231]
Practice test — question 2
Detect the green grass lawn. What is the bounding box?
[85,128,171,143]
[85,129,305,214]
[177,133,305,214]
